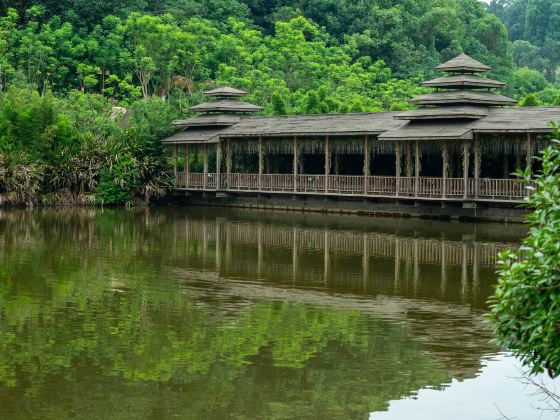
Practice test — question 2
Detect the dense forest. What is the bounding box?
[0,0,559,205]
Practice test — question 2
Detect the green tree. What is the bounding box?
[490,125,560,377]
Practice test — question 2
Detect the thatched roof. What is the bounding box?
[161,127,222,144]
[380,107,560,141]
[189,99,263,113]
[220,112,404,138]
[204,86,248,97]
[436,54,491,73]
[421,75,505,89]
[410,91,518,106]
[161,107,560,144]
[172,114,243,127]
[395,106,489,120]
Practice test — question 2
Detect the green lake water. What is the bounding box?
[0,207,557,419]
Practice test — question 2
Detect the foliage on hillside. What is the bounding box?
[489,0,560,83]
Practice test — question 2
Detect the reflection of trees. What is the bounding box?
[0,208,504,418]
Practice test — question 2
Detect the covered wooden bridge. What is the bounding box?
[162,55,560,206]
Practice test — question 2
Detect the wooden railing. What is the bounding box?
[176,172,532,202]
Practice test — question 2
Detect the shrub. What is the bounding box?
[489,124,560,377]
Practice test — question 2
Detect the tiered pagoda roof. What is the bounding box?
[163,86,263,145]
[378,54,521,140]
[188,87,263,114]
[404,53,517,113]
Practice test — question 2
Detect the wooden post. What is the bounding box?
[173,144,178,188]
[526,132,532,170]
[324,136,330,193]
[226,139,232,188]
[293,136,298,192]
[258,136,264,191]
[363,135,370,195]
[474,133,481,198]
[184,144,190,188]
[215,142,221,190]
[395,141,401,197]
[414,140,420,197]
[405,142,413,177]
[203,145,209,189]
[442,141,448,199]
[462,139,470,199]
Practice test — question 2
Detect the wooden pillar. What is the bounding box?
[395,141,401,197]
[184,144,190,188]
[405,142,413,177]
[474,133,481,198]
[203,145,209,189]
[226,139,232,188]
[526,132,533,170]
[293,136,298,192]
[442,141,448,199]
[258,136,264,191]
[173,144,178,188]
[324,136,330,193]
[215,143,222,190]
[414,140,420,197]
[462,139,470,199]
[363,135,370,194]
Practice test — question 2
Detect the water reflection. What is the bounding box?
[0,208,536,419]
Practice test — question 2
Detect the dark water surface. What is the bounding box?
[0,207,556,419]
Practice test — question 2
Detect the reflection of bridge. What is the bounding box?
[173,215,518,306]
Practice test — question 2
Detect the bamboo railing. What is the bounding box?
[177,172,531,202]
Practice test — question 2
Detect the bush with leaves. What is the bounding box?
[489,123,560,377]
